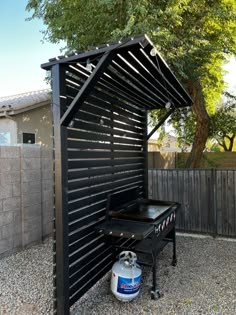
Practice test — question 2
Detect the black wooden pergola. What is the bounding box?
[42,35,192,315]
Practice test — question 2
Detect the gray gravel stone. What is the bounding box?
[71,236,236,315]
[0,236,236,315]
[0,238,53,315]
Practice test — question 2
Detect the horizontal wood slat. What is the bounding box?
[67,133,143,145]
[69,261,112,307]
[68,150,143,159]
[69,248,112,286]
[68,175,143,201]
[68,169,144,191]
[70,120,142,139]
[68,163,144,180]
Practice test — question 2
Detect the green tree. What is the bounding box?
[26,0,236,167]
[209,93,236,151]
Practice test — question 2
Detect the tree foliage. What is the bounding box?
[26,0,236,166]
[209,93,236,151]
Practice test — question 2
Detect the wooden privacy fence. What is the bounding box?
[148,169,236,237]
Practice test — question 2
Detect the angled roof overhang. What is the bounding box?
[41,35,192,128]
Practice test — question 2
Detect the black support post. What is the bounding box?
[52,64,70,315]
[147,108,175,141]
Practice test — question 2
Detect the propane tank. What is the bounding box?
[111,251,142,302]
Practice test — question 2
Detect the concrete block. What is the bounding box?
[12,183,21,197]
[42,190,53,203]
[0,146,20,158]
[22,192,41,207]
[23,217,42,246]
[14,210,22,221]
[22,158,41,170]
[45,198,54,209]
[0,211,13,227]
[1,171,21,184]
[43,221,53,236]
[42,179,53,192]
[22,181,41,194]
[13,213,22,235]
[41,148,53,159]
[0,159,21,172]
[21,145,41,158]
[23,216,42,233]
[13,233,22,248]
[23,203,41,220]
[0,184,12,199]
[0,238,13,255]
[42,211,53,225]
[3,197,21,211]
[23,230,41,246]
[22,170,41,183]
[42,170,54,181]
[41,158,53,171]
[42,199,54,215]
[1,224,13,239]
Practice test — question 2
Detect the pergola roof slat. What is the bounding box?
[114,49,181,106]
[142,44,192,104]
[104,66,163,107]
[134,47,190,106]
[109,59,168,106]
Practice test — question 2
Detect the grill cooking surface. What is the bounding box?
[114,204,172,222]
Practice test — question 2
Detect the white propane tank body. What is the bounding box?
[111,251,142,302]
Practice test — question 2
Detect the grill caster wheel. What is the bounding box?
[151,290,162,300]
[172,258,177,266]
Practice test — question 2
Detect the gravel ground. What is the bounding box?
[0,236,236,315]
[0,238,53,315]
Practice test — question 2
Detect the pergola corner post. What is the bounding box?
[51,64,70,315]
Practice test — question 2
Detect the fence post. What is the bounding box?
[212,168,217,237]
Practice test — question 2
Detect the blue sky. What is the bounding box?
[0,0,63,97]
[0,1,235,98]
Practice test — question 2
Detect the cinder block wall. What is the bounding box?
[0,145,54,259]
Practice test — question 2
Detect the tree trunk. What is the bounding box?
[185,81,210,168]
[226,135,235,151]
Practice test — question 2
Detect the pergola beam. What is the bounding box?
[60,51,115,126]
[147,108,175,141]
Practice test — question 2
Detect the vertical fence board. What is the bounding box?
[149,169,236,238]
[216,171,222,235]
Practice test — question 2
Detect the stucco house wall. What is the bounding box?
[0,90,52,148]
[15,104,52,147]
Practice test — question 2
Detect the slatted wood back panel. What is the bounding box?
[60,62,147,308]
[149,169,236,237]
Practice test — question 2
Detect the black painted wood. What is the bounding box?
[42,35,192,315]
[51,64,70,315]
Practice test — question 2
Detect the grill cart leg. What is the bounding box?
[172,226,177,266]
[150,247,161,300]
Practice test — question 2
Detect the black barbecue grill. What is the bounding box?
[96,186,180,299]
